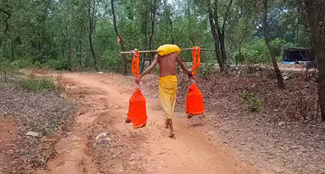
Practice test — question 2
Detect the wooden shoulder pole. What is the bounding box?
[120,48,212,54]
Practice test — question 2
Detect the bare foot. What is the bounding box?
[199,114,206,119]
[187,114,193,119]
[168,133,175,138]
[187,114,205,119]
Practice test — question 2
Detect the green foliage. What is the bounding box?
[0,0,313,71]
[45,59,68,70]
[0,58,11,71]
[11,58,36,69]
[231,39,269,64]
[231,38,296,64]
[18,76,57,92]
[243,92,264,112]
[250,39,270,63]
[0,58,14,82]
[100,50,121,72]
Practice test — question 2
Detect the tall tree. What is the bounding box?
[88,0,98,71]
[303,0,325,121]
[111,0,127,75]
[207,0,233,71]
[149,0,157,65]
[214,0,233,67]
[207,0,223,70]
[140,0,157,72]
[263,0,285,89]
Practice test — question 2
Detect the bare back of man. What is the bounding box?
[157,53,178,77]
[147,52,191,77]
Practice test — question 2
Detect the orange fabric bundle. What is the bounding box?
[132,50,140,77]
[186,46,204,116]
[126,50,147,129]
[127,88,147,129]
[186,84,205,115]
[191,46,201,75]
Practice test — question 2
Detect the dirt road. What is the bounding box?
[36,73,264,174]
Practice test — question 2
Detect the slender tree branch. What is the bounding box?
[222,0,234,34]
[0,8,11,33]
[207,0,223,71]
[110,0,127,74]
[213,0,221,34]
[263,0,285,89]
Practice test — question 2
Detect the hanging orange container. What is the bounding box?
[126,49,147,129]
[186,84,204,115]
[127,88,147,128]
[132,50,140,77]
[186,47,205,116]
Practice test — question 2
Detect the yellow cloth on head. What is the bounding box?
[159,75,177,119]
[157,44,181,56]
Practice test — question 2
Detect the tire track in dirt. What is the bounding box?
[37,72,263,174]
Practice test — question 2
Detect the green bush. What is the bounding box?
[232,38,296,64]
[18,77,57,92]
[250,39,270,64]
[100,50,122,72]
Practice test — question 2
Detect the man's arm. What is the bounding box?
[176,55,192,77]
[135,55,158,84]
[140,54,158,78]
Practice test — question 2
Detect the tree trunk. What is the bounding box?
[263,0,285,89]
[111,0,127,75]
[212,0,232,68]
[236,48,241,67]
[67,39,72,71]
[78,40,82,67]
[207,0,224,71]
[318,51,325,121]
[219,34,227,66]
[237,38,244,67]
[304,0,325,121]
[190,37,195,46]
[169,17,174,44]
[141,0,157,73]
[237,20,250,66]
[3,71,7,83]
[149,0,157,66]
[88,0,98,71]
[140,16,148,73]
[11,42,14,61]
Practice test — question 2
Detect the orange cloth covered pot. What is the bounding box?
[127,88,147,129]
[186,84,204,116]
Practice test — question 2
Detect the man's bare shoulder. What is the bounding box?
[161,53,178,60]
[169,52,179,58]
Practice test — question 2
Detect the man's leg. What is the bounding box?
[167,119,174,138]
[164,119,169,128]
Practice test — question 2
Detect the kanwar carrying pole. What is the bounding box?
[121,48,212,54]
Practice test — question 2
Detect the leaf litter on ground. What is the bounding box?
[106,67,325,174]
[0,81,76,173]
